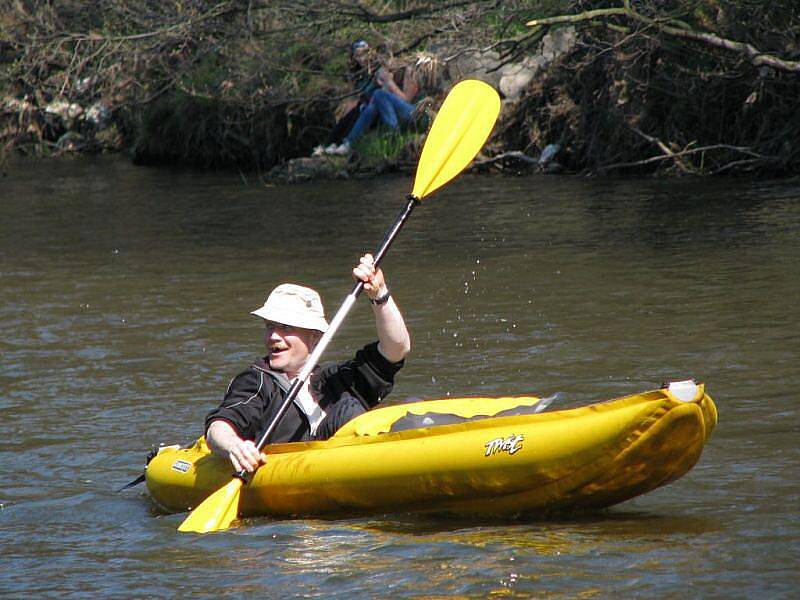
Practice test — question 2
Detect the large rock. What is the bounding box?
[266,156,349,184]
[447,50,504,90]
[498,55,547,99]
[541,26,577,62]
[499,28,577,99]
[447,27,577,100]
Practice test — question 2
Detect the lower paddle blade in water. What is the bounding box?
[177,478,243,533]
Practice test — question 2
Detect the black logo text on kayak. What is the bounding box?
[484,434,524,457]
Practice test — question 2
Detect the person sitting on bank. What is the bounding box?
[323,53,439,156]
[205,254,411,473]
[312,39,381,156]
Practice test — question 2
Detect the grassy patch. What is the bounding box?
[353,127,421,168]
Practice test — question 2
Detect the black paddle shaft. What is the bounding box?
[237,195,421,479]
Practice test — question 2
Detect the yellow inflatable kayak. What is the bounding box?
[146,380,716,518]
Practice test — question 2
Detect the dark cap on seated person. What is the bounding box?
[351,40,369,53]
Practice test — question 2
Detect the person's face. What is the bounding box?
[353,47,369,67]
[264,321,320,376]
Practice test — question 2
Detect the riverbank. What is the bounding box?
[2,2,798,178]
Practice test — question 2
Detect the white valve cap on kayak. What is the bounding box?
[666,380,700,402]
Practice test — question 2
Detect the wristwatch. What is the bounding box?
[370,288,391,305]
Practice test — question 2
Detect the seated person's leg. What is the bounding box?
[388,94,416,125]
[372,90,400,129]
[342,101,379,145]
[373,89,416,129]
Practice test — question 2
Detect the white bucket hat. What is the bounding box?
[250,283,329,332]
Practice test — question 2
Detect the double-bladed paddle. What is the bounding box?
[177,79,501,533]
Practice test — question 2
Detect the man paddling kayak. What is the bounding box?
[205,254,411,474]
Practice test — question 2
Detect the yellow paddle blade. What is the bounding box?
[412,79,501,200]
[177,477,243,533]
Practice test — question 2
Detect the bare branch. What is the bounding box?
[336,0,479,24]
[526,2,800,74]
[472,150,538,168]
[592,144,770,174]
[24,2,239,46]
[629,126,693,174]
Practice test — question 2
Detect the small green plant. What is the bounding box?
[353,127,420,168]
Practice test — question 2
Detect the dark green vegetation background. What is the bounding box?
[2,1,798,175]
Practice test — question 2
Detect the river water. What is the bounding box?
[1,156,798,597]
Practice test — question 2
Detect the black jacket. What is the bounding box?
[205,342,403,443]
